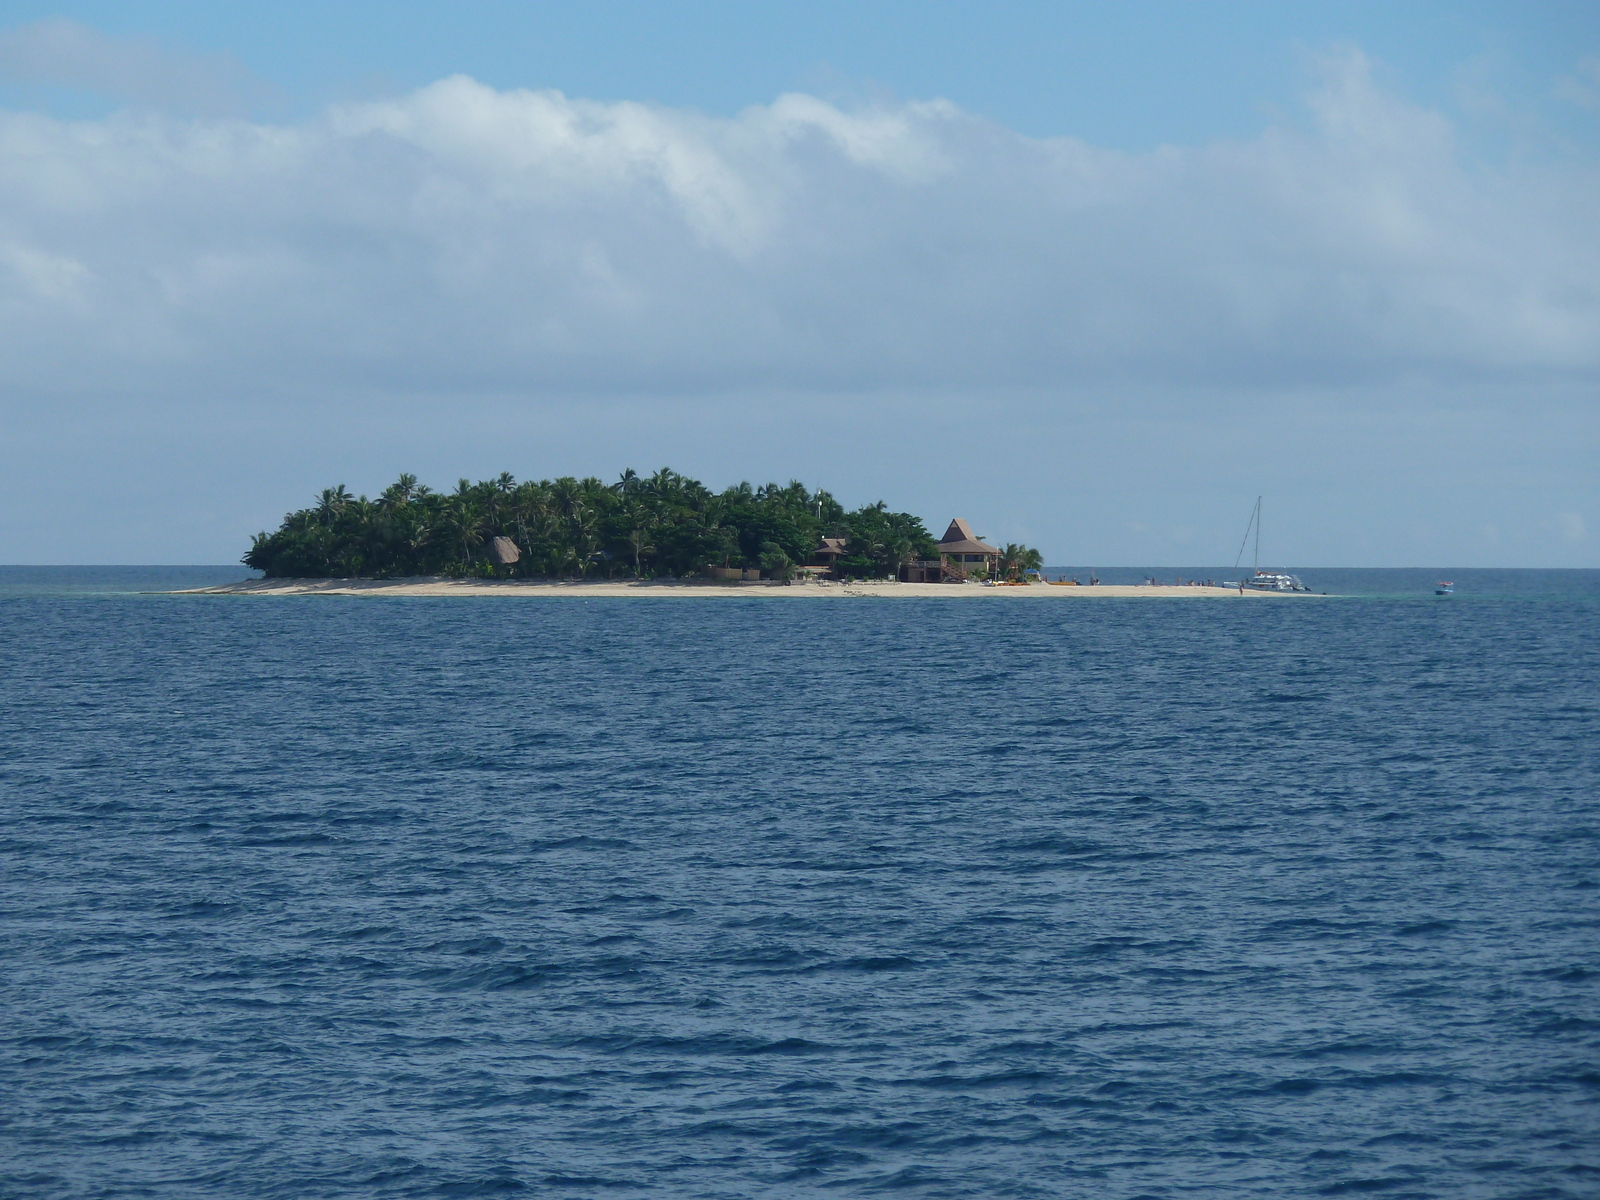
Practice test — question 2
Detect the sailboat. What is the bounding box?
[1222,497,1311,592]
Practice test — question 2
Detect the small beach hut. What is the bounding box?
[809,537,850,568]
[488,536,521,565]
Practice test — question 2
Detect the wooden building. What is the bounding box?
[808,537,849,569]
[899,519,1000,582]
[934,519,999,577]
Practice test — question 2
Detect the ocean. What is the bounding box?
[2,567,1597,1198]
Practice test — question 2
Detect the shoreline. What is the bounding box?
[172,578,1324,599]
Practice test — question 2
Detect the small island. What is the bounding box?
[242,468,1044,583]
[196,468,1311,598]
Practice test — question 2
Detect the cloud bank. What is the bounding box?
[0,45,1595,566]
[2,48,1595,400]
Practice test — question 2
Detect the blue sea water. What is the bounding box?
[2,567,1597,1198]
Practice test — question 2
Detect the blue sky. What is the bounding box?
[0,2,1596,565]
[4,1,1597,147]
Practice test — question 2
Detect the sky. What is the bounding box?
[0,2,1596,567]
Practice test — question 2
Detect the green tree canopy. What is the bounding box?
[998,543,1045,581]
[244,469,939,580]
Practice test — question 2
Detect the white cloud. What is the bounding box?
[0,18,263,115]
[0,242,89,303]
[1557,511,1586,541]
[0,48,1594,401]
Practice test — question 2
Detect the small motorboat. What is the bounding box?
[1435,581,1454,596]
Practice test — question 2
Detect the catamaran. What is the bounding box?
[1222,497,1312,592]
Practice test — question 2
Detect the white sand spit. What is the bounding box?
[174,579,1322,599]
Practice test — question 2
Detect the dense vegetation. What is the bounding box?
[243,469,946,580]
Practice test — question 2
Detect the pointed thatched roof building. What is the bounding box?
[936,519,998,558]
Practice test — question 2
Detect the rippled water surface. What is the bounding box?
[3,569,1598,1198]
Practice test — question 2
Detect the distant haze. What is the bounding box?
[0,8,1595,566]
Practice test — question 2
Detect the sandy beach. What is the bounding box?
[176,578,1320,599]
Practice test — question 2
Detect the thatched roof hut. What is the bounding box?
[936,519,998,557]
[488,536,521,565]
[810,536,849,564]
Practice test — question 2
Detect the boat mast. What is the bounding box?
[1233,496,1262,575]
[1254,496,1261,573]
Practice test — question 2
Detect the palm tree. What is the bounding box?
[379,474,418,512]
[998,543,1025,581]
[887,535,917,578]
[998,543,1045,580]
[317,485,350,525]
[443,482,483,571]
[406,520,433,569]
[626,520,655,577]
[570,512,600,577]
